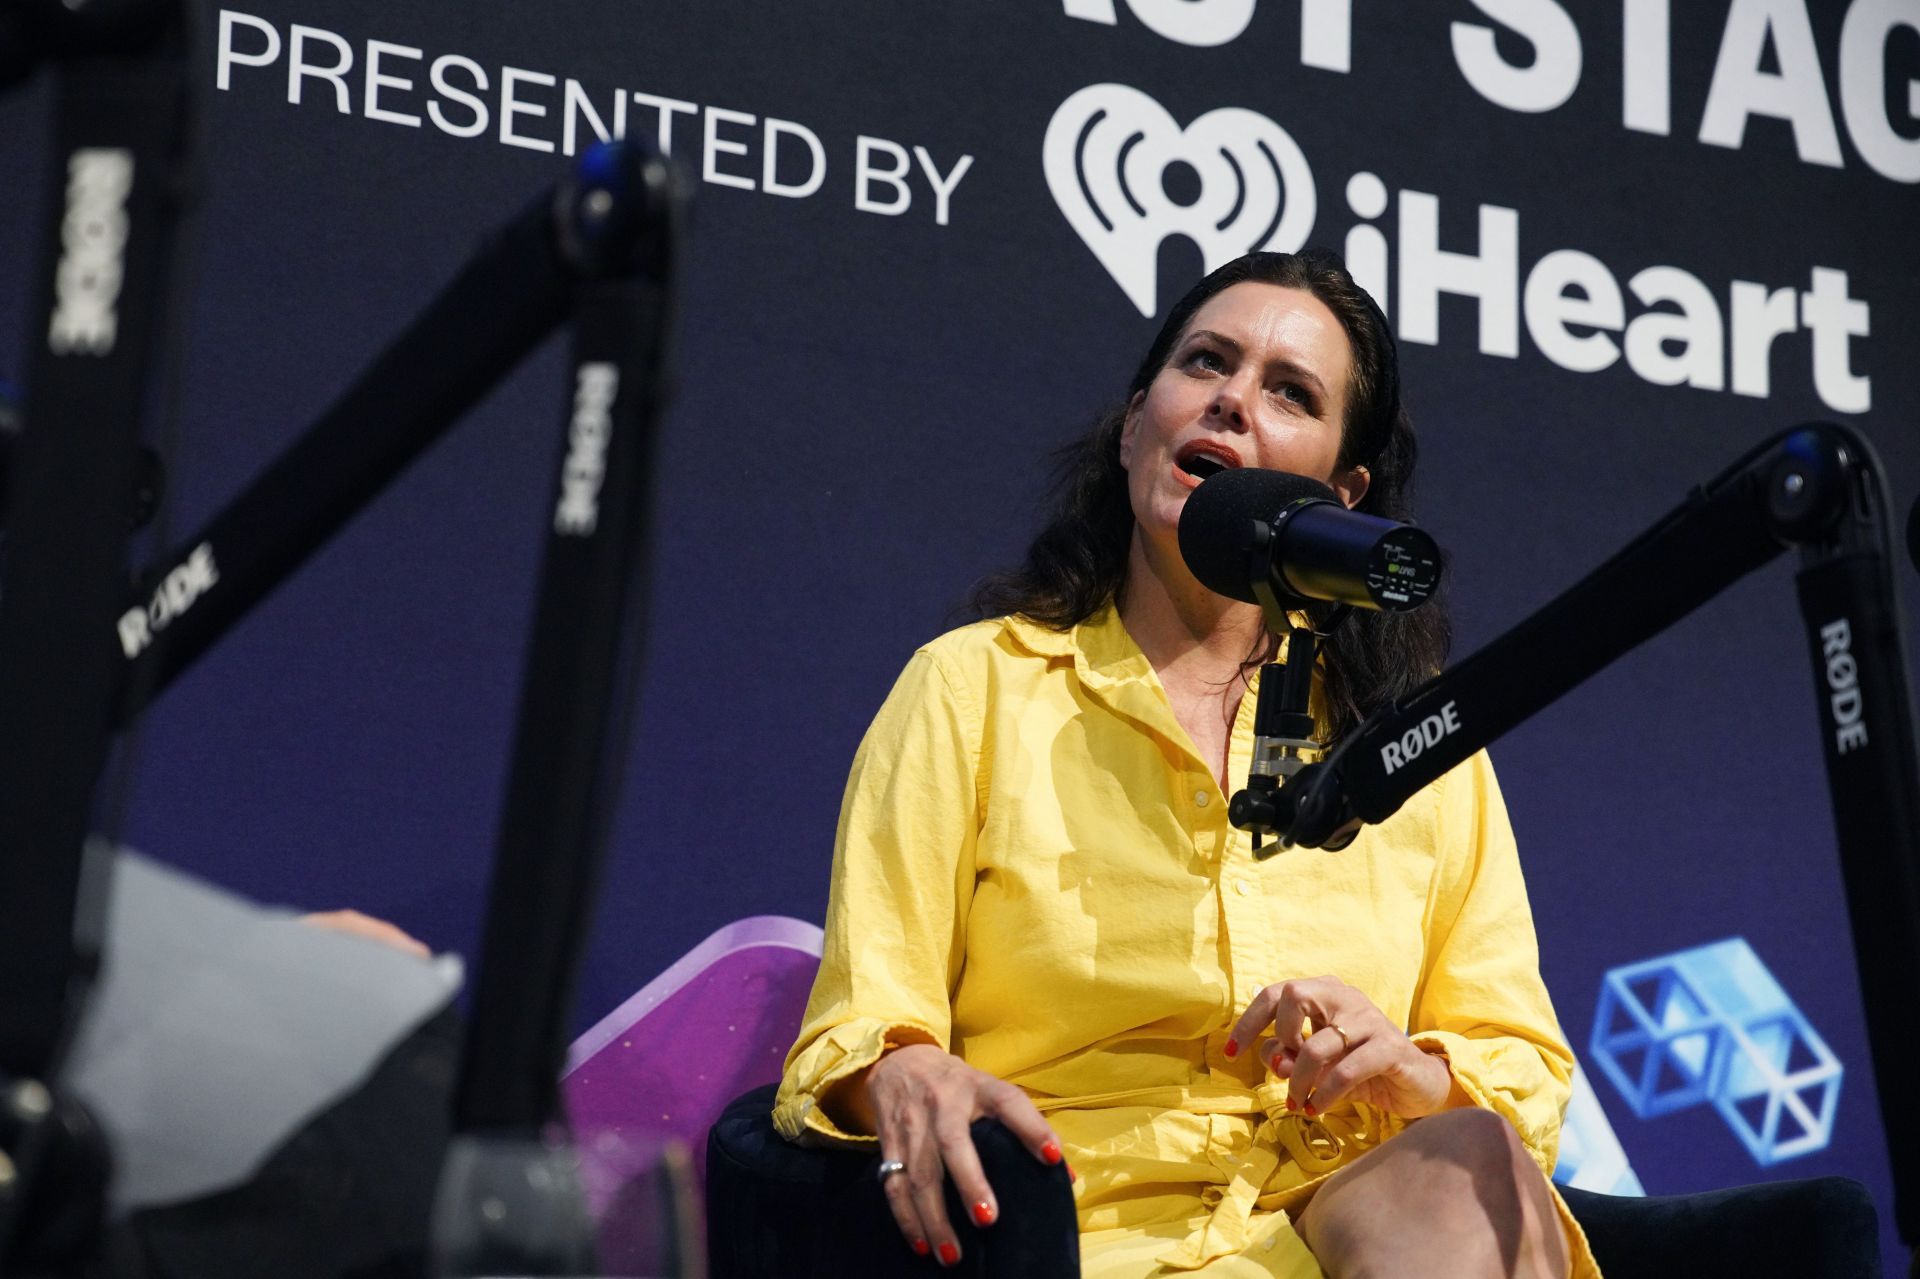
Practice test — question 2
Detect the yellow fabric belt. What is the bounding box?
[1036,1081,1390,1270]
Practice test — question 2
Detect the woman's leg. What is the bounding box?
[1293,1108,1569,1279]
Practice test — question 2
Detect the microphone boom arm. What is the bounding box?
[1268,423,1920,1263]
[1,1,684,1264]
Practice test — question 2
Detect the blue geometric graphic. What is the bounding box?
[1590,938,1841,1166]
[1553,1062,1644,1196]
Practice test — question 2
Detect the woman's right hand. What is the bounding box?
[862,1043,1065,1266]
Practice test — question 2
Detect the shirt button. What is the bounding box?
[1235,879,1252,896]
[1194,790,1210,808]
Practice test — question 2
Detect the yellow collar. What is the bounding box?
[1001,606,1205,759]
[1001,604,1153,687]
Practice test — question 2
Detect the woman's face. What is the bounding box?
[1119,281,1370,552]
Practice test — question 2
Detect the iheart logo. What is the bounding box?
[1043,84,1318,317]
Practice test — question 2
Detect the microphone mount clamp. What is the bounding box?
[1228,524,1352,854]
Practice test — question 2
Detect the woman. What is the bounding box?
[774,251,1597,1278]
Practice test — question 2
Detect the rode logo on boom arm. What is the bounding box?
[118,543,219,659]
[49,148,134,356]
[555,362,618,536]
[1043,84,1316,316]
[1379,701,1463,776]
[1820,618,1869,754]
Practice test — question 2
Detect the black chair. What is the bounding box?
[709,1084,1884,1278]
[1558,1178,1881,1278]
[707,1084,1077,1277]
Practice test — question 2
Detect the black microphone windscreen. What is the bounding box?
[1178,468,1337,603]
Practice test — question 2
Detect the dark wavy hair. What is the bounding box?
[964,249,1450,743]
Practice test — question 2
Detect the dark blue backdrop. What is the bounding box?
[3,0,1917,1264]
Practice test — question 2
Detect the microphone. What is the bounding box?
[1180,468,1437,856]
[1178,467,1442,612]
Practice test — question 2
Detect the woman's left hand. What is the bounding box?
[1226,976,1458,1119]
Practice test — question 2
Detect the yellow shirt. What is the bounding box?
[776,606,1598,1277]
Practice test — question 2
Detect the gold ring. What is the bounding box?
[1326,1022,1351,1053]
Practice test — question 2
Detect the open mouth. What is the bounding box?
[1174,441,1242,484]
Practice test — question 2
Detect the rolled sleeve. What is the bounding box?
[1406,751,1573,1174]
[773,646,982,1148]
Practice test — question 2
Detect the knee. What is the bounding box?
[1416,1106,1537,1184]
[1414,1109,1562,1261]
[1394,1108,1553,1243]
[1301,1109,1562,1279]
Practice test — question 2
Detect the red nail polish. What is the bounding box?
[1041,1139,1063,1165]
[938,1241,960,1266]
[1285,1097,1297,1111]
[971,1200,995,1226]
[1304,1103,1318,1117]
[911,1239,930,1257]
[1223,1040,1239,1059]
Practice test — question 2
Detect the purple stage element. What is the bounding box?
[562,914,823,1198]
